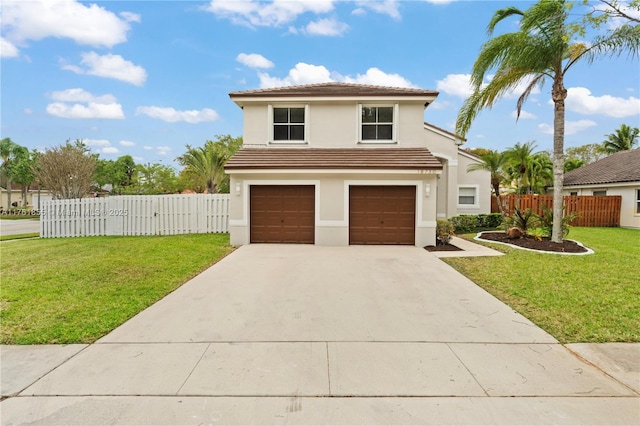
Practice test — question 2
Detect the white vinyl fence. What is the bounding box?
[40,194,229,238]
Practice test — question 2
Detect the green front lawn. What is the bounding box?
[0,234,234,344]
[445,227,639,343]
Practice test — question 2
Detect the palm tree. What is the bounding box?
[176,135,242,194]
[564,157,585,172]
[467,150,507,218]
[456,0,640,242]
[528,152,554,194]
[602,124,640,154]
[504,141,537,204]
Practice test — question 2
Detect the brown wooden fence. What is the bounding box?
[491,195,621,227]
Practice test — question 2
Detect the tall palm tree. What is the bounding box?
[528,152,554,194]
[564,157,585,172]
[602,124,640,153]
[456,0,640,242]
[467,150,507,217]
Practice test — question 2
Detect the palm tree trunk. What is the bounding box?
[6,178,12,208]
[552,80,567,243]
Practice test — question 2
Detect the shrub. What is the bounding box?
[450,213,503,233]
[539,204,578,238]
[450,215,477,233]
[477,213,503,229]
[505,207,537,235]
[436,219,455,245]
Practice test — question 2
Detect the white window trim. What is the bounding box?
[457,185,479,209]
[357,103,398,144]
[635,188,640,216]
[268,104,309,145]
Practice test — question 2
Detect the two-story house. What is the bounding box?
[225,82,490,247]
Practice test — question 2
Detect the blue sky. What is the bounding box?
[2,0,639,167]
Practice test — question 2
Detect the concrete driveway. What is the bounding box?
[2,245,638,425]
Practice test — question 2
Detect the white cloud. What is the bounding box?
[101,147,120,154]
[425,0,456,4]
[119,140,135,147]
[511,110,537,119]
[1,0,134,48]
[157,146,172,156]
[204,0,335,28]
[236,53,274,69]
[49,88,116,104]
[258,63,415,88]
[354,1,401,19]
[259,63,333,88]
[61,52,147,86]
[119,11,141,23]
[1,37,19,57]
[564,87,640,118]
[84,139,111,147]
[46,102,124,120]
[343,67,415,87]
[23,108,33,115]
[135,106,220,124]
[436,74,473,98]
[436,73,541,100]
[46,89,124,119]
[302,18,349,36]
[143,146,154,151]
[538,119,597,135]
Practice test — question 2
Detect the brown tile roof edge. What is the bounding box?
[564,148,640,186]
[229,82,438,98]
[225,147,444,171]
[424,122,467,141]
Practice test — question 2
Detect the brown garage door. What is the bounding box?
[349,186,416,245]
[250,185,315,244]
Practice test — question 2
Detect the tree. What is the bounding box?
[95,155,137,194]
[0,137,27,208]
[176,135,242,194]
[527,151,554,194]
[583,0,640,26]
[504,141,537,201]
[565,143,607,164]
[34,140,97,199]
[123,163,180,195]
[9,148,36,207]
[602,123,640,153]
[467,150,508,219]
[456,0,640,242]
[564,157,585,172]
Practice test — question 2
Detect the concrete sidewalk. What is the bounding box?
[1,245,638,425]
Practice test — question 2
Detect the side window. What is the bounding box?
[360,105,396,142]
[636,189,640,214]
[593,190,607,196]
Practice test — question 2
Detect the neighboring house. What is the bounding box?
[1,184,52,211]
[225,82,490,246]
[563,148,640,229]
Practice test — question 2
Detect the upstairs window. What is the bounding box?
[360,105,397,142]
[273,107,305,141]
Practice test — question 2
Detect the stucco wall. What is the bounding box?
[456,152,491,216]
[229,172,439,246]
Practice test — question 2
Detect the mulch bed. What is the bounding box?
[424,243,463,252]
[477,231,588,254]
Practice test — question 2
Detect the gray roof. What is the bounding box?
[564,149,640,186]
[229,82,438,98]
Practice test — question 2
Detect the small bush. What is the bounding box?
[539,204,578,238]
[477,213,503,229]
[436,219,455,245]
[505,207,537,235]
[450,214,503,233]
[450,215,477,233]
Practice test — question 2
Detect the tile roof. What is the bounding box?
[564,148,640,186]
[229,82,438,98]
[225,147,443,171]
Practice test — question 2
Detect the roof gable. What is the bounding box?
[564,149,640,186]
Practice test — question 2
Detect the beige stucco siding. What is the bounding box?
[228,172,439,246]
[456,152,491,216]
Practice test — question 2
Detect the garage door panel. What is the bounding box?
[250,185,315,244]
[349,186,416,245]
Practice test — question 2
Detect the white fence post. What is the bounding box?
[40,194,230,238]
